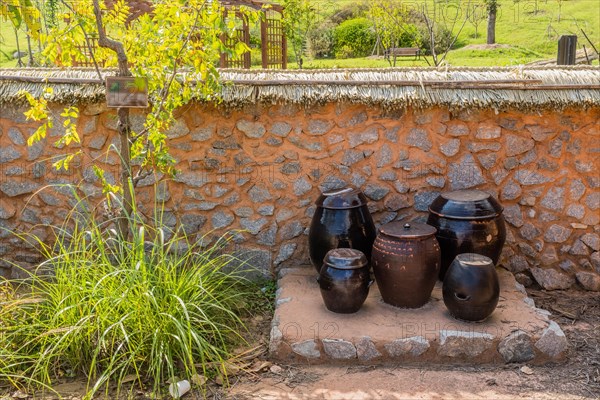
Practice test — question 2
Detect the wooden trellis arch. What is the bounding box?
[220,0,287,69]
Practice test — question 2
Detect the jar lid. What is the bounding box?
[454,253,493,266]
[323,248,368,270]
[378,221,437,240]
[315,187,368,209]
[428,190,503,220]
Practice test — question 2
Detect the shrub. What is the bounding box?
[333,17,376,59]
[395,24,422,48]
[417,23,457,55]
[0,193,259,398]
[308,21,335,59]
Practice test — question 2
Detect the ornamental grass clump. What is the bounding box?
[0,203,254,398]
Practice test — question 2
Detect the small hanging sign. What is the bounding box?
[106,76,148,108]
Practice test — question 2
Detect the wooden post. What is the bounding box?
[261,18,268,69]
[557,35,577,65]
[282,29,287,69]
[219,32,227,68]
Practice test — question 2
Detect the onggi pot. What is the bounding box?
[317,248,371,314]
[372,222,440,308]
[427,189,506,280]
[309,187,376,272]
[442,253,500,322]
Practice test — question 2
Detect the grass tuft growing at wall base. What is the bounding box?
[0,193,260,398]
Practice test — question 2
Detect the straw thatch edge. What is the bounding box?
[0,66,598,111]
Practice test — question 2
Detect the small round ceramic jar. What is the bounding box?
[317,248,371,314]
[309,187,376,272]
[442,253,500,322]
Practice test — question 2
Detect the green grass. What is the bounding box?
[0,26,23,67]
[291,0,600,67]
[0,189,263,398]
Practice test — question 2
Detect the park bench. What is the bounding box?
[384,47,421,62]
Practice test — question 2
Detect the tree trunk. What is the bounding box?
[116,107,133,239]
[14,28,24,67]
[25,26,35,66]
[487,7,496,44]
[92,0,134,239]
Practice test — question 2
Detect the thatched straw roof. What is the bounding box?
[0,66,598,110]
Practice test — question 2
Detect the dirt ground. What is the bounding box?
[1,289,598,400]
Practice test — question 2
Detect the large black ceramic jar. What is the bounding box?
[308,187,376,272]
[372,222,440,308]
[427,190,506,280]
[317,248,371,314]
[442,253,500,321]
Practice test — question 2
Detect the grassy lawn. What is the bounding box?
[1,0,599,68]
[289,45,550,69]
[0,26,23,68]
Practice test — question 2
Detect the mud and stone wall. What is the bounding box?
[1,101,599,290]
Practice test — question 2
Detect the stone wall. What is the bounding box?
[1,102,599,290]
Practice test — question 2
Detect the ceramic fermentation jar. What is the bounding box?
[372,222,440,308]
[427,190,506,280]
[309,187,376,272]
[317,248,371,314]
[442,253,500,321]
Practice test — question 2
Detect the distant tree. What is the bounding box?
[556,0,564,22]
[368,0,420,65]
[281,0,317,68]
[416,1,470,66]
[466,2,487,38]
[486,0,498,44]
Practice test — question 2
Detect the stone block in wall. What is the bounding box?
[413,191,440,212]
[348,126,379,148]
[0,181,41,197]
[0,146,21,163]
[236,119,266,138]
[440,139,460,157]
[0,199,16,220]
[475,125,501,140]
[446,122,470,137]
[229,247,272,279]
[531,267,574,290]
[448,154,485,190]
[575,271,600,292]
[405,128,432,152]
[541,187,565,211]
[505,134,535,157]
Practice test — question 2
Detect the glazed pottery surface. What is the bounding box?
[427,189,506,280]
[309,187,376,272]
[318,248,371,314]
[372,222,440,308]
[442,253,500,321]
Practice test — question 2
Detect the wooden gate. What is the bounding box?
[219,12,252,69]
[261,10,287,69]
[219,1,286,69]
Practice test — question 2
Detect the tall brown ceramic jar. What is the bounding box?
[372,222,440,308]
[309,187,377,273]
[427,190,506,280]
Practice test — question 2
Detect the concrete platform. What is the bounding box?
[269,267,568,365]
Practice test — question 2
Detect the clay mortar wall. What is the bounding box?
[0,102,599,290]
